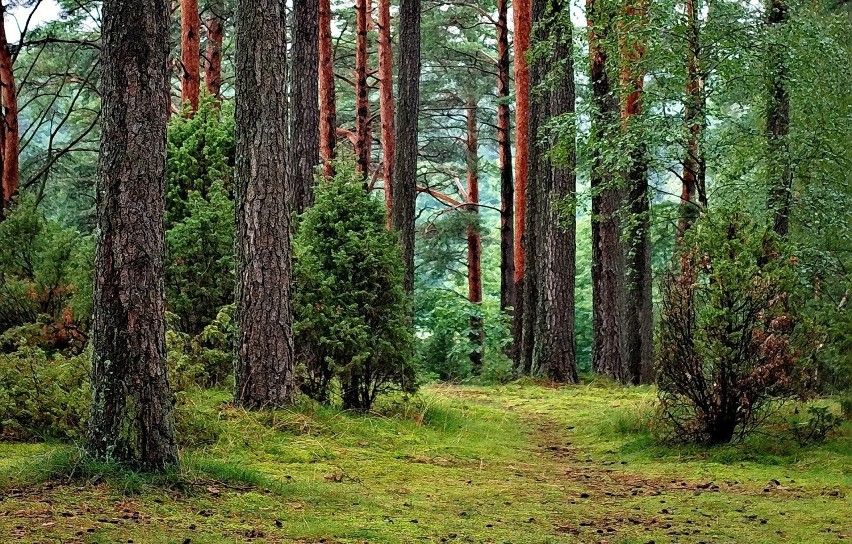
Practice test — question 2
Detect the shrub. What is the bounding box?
[788,405,842,445]
[293,161,416,411]
[656,210,813,444]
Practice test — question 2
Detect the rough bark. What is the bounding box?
[588,0,628,383]
[512,0,531,366]
[290,0,320,214]
[678,0,706,240]
[319,0,337,176]
[497,0,514,314]
[391,0,421,296]
[0,5,19,209]
[530,0,578,383]
[354,0,371,178]
[766,0,791,236]
[86,0,178,470]
[204,0,225,99]
[465,98,483,373]
[234,0,296,408]
[620,0,653,385]
[378,0,395,225]
[181,0,201,112]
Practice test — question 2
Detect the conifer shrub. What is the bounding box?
[293,161,416,411]
[656,210,814,444]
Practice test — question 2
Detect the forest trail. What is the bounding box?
[0,383,849,543]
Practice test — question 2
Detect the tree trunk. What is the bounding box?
[766,0,791,236]
[678,0,706,240]
[0,5,19,210]
[588,0,628,383]
[319,0,337,176]
[290,0,320,214]
[354,0,371,178]
[204,0,225,99]
[180,0,201,112]
[378,0,395,225]
[234,0,296,408]
[620,0,653,385]
[497,0,514,314]
[512,0,531,367]
[530,0,578,383]
[86,0,178,470]
[391,0,421,296]
[466,98,483,373]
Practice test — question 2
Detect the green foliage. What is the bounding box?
[293,161,416,411]
[166,305,236,390]
[789,405,842,446]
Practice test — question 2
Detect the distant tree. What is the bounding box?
[86,0,178,469]
[496,0,514,314]
[0,2,19,214]
[181,0,201,112]
[318,0,337,176]
[377,0,395,223]
[204,0,225,99]
[290,0,320,213]
[354,0,371,179]
[765,0,792,236]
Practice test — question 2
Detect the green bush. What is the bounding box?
[293,161,416,411]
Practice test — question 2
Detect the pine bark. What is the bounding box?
[86,0,178,470]
[466,98,483,373]
[354,0,371,178]
[512,0,531,366]
[766,0,791,236]
[0,5,19,210]
[181,0,201,112]
[234,0,296,408]
[588,0,629,383]
[391,0,421,295]
[620,0,653,384]
[497,0,514,314]
[319,0,337,176]
[204,0,224,99]
[530,0,578,383]
[290,0,320,214]
[378,0,395,224]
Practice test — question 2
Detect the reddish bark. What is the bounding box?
[377,0,395,225]
[204,0,224,99]
[0,5,19,209]
[354,0,371,178]
[497,0,514,313]
[319,0,337,176]
[466,99,483,372]
[181,0,201,112]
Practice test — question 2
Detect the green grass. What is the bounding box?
[0,383,849,543]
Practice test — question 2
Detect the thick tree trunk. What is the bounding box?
[0,6,19,209]
[86,0,178,470]
[497,0,514,314]
[588,0,628,383]
[378,0,395,224]
[181,0,201,112]
[678,0,706,240]
[234,0,296,408]
[512,0,531,367]
[530,0,578,383]
[354,0,371,178]
[766,0,791,236]
[204,0,224,99]
[620,0,653,385]
[319,0,337,176]
[391,0,421,295]
[290,0,320,214]
[465,98,484,373]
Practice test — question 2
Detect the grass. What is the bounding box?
[0,382,849,543]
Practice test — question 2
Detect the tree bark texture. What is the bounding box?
[497,0,514,314]
[355,0,371,178]
[378,0,395,225]
[234,0,296,408]
[766,0,791,236]
[0,5,19,210]
[290,0,320,214]
[588,0,629,383]
[181,0,201,112]
[86,0,178,470]
[318,0,337,177]
[392,0,421,296]
[466,98,483,373]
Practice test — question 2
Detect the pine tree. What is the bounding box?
[181,0,201,112]
[290,0,320,213]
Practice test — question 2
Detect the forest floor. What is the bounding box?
[0,381,849,543]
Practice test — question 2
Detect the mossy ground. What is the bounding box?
[0,381,849,543]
